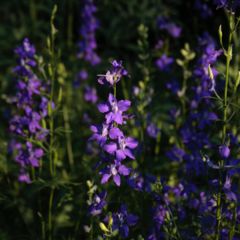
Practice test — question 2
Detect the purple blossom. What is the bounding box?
[86,191,107,216]
[104,136,138,161]
[166,145,185,162]
[97,93,131,125]
[18,168,31,183]
[39,97,55,117]
[84,85,98,103]
[103,204,139,237]
[73,70,88,88]
[89,122,123,146]
[156,54,174,72]
[98,60,130,87]
[77,0,100,65]
[25,106,42,133]
[124,169,144,192]
[99,160,132,186]
[156,17,181,38]
[15,141,44,167]
[147,123,160,138]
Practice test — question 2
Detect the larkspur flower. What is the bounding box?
[97,93,131,125]
[104,135,138,161]
[84,85,98,103]
[98,60,130,87]
[18,168,31,183]
[99,160,132,186]
[15,141,44,167]
[156,54,174,72]
[86,191,107,216]
[166,145,185,162]
[89,122,123,146]
[77,0,100,65]
[147,123,160,138]
[103,204,139,237]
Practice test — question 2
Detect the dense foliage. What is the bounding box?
[1,0,240,239]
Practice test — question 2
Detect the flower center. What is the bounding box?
[110,164,118,176]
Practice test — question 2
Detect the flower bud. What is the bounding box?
[165,211,170,221]
[99,222,109,232]
[163,225,168,233]
[48,63,53,77]
[86,180,93,188]
[111,229,119,237]
[219,25,223,40]
[155,182,163,191]
[208,64,214,81]
[58,87,62,103]
[83,225,91,233]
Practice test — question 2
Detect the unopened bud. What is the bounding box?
[172,228,177,234]
[58,87,62,103]
[48,63,53,77]
[111,229,119,237]
[99,222,109,232]
[155,182,163,191]
[86,180,92,188]
[165,211,170,221]
[219,25,223,40]
[208,64,214,81]
[83,225,91,233]
[163,225,168,233]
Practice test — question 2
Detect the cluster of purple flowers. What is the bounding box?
[156,16,182,38]
[76,0,100,66]
[87,60,139,237]
[8,38,52,183]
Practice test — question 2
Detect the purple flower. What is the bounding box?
[77,0,100,65]
[124,169,144,192]
[15,141,44,167]
[86,191,107,216]
[39,97,55,117]
[99,160,132,186]
[98,60,130,87]
[147,123,160,138]
[219,144,230,159]
[74,70,88,88]
[7,139,22,154]
[156,54,174,72]
[97,93,131,125]
[18,168,31,183]
[84,85,98,103]
[104,136,138,161]
[89,122,123,146]
[166,145,185,162]
[103,204,139,237]
[168,23,182,38]
[25,106,42,133]
[157,17,181,38]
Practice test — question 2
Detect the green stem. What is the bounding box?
[48,187,55,240]
[154,121,162,162]
[160,192,181,239]
[90,216,93,240]
[216,3,233,240]
[63,105,75,172]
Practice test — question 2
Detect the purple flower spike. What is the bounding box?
[15,141,44,167]
[86,191,107,216]
[97,93,131,125]
[103,204,139,237]
[99,160,132,186]
[98,60,130,87]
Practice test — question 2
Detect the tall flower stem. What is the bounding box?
[216,3,233,240]
[48,6,57,240]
